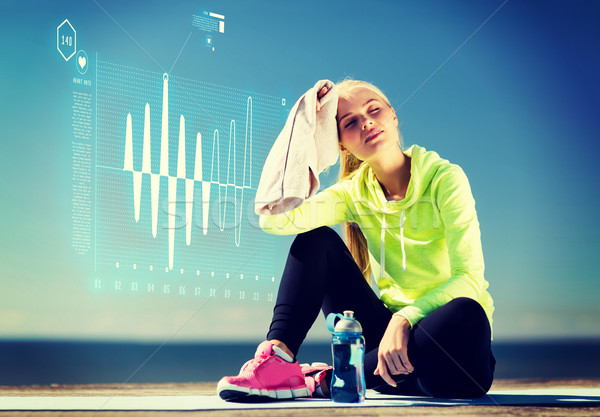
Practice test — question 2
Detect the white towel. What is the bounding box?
[254,80,339,215]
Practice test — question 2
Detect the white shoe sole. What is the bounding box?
[217,380,311,402]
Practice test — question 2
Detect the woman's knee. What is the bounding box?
[445,297,483,312]
[290,226,346,255]
[438,297,489,332]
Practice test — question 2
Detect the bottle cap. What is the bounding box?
[333,310,363,333]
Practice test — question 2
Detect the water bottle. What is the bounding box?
[326,310,366,403]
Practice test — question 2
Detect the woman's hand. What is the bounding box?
[374,315,414,387]
[316,86,329,112]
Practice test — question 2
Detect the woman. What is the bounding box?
[217,80,495,401]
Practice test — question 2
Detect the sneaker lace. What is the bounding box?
[239,351,271,373]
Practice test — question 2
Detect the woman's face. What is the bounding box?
[336,87,399,161]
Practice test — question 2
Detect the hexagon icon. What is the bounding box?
[57,19,76,61]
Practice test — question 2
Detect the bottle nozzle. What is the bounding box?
[343,310,354,318]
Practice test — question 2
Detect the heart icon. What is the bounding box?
[78,55,87,69]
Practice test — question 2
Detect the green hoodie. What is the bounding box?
[259,144,494,333]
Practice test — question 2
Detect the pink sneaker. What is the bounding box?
[217,341,311,401]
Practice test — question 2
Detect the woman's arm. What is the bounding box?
[258,182,351,235]
[395,165,489,327]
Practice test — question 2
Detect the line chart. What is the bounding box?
[123,73,253,269]
[95,59,282,275]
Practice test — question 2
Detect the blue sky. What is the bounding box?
[0,0,598,342]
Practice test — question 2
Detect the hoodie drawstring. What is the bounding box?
[380,208,406,280]
[380,216,386,279]
[400,208,406,271]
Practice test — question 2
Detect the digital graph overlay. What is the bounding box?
[96,59,282,280]
[123,73,254,269]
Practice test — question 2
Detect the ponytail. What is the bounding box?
[339,151,372,282]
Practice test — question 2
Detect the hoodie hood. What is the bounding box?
[350,144,449,275]
[353,144,447,213]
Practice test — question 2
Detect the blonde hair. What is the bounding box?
[335,79,403,282]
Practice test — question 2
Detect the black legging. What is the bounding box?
[266,226,495,398]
